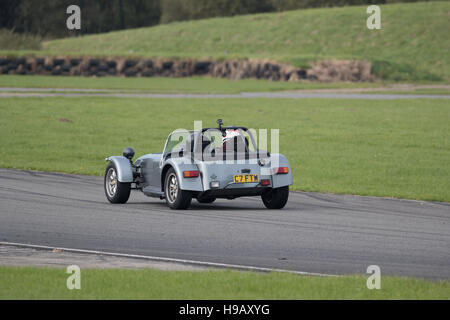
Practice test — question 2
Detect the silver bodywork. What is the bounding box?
[106,129,293,200]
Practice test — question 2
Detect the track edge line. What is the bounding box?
[0,241,337,277]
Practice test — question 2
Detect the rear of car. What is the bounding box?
[189,128,292,208]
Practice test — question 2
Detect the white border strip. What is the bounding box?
[0,241,336,277]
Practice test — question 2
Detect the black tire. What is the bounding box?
[104,163,131,204]
[196,194,216,204]
[164,168,192,210]
[261,186,289,209]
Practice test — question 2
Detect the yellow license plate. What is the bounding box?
[233,174,259,183]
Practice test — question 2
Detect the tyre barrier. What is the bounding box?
[0,56,375,82]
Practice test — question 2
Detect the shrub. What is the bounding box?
[0,29,41,50]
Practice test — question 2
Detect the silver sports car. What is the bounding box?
[104,120,293,209]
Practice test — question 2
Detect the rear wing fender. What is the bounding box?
[105,156,133,183]
[270,154,293,188]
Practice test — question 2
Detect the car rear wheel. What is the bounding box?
[164,168,192,210]
[104,163,131,204]
[261,186,289,209]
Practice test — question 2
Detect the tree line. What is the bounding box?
[0,0,436,38]
[0,0,162,37]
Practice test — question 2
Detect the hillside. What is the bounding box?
[40,2,450,81]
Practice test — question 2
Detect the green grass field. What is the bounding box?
[1,75,448,95]
[368,89,450,95]
[1,96,449,202]
[29,1,449,82]
[0,75,388,94]
[0,266,448,299]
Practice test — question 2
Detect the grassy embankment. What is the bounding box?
[0,29,41,51]
[2,1,448,82]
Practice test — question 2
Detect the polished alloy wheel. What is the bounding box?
[166,173,178,203]
[106,168,118,198]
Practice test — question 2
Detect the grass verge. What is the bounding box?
[364,89,450,95]
[0,266,448,300]
[0,75,388,94]
[0,75,448,95]
[0,97,449,202]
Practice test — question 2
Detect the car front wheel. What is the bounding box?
[104,163,131,204]
[261,186,289,209]
[164,168,192,210]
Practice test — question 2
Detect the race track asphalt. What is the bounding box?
[0,169,449,279]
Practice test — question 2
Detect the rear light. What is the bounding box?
[261,179,270,186]
[183,170,199,178]
[275,167,289,174]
